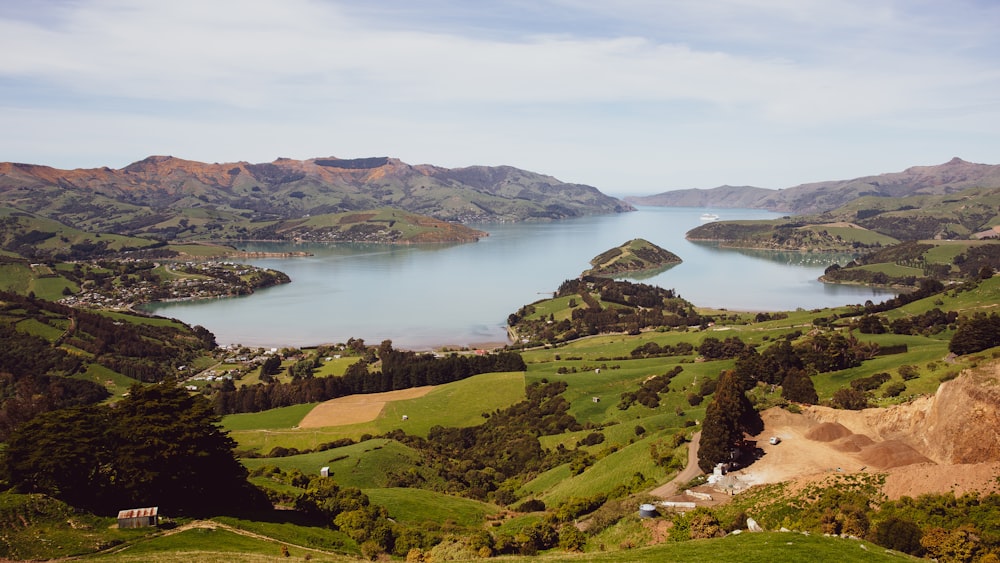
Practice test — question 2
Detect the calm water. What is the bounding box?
[144,207,897,349]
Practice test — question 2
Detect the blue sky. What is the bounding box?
[1,0,998,194]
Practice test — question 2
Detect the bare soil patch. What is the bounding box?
[726,362,1000,499]
[298,386,435,428]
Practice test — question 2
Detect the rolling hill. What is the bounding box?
[628,157,1000,214]
[0,156,634,243]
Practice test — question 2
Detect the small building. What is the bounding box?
[117,507,158,529]
[320,466,330,477]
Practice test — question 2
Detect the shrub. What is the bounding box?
[882,381,906,398]
[898,364,920,381]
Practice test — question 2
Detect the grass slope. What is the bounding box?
[228,371,526,452]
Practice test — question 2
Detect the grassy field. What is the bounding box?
[84,525,354,562]
[77,529,912,562]
[804,225,899,246]
[228,371,527,452]
[365,487,500,527]
[223,403,319,431]
[243,439,428,489]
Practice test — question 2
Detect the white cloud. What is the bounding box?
[0,0,998,191]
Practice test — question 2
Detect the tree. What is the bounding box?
[110,384,263,514]
[949,312,1000,355]
[3,405,113,511]
[781,369,818,404]
[3,383,265,515]
[871,517,923,556]
[697,370,762,472]
[260,354,282,377]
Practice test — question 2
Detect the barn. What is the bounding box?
[117,507,159,529]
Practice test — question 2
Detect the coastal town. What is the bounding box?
[54,260,290,311]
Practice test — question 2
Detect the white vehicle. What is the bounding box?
[769,436,781,445]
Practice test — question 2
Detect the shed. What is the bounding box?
[117,507,158,529]
[320,466,330,477]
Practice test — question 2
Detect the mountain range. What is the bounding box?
[0,155,633,241]
[626,157,1000,214]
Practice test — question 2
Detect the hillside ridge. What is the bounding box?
[0,155,634,231]
[627,157,1000,214]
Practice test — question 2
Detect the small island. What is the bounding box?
[584,238,682,277]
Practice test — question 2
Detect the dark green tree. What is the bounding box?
[3,383,265,515]
[949,312,1000,355]
[259,354,282,377]
[697,370,762,472]
[781,368,818,404]
[3,405,113,510]
[111,384,263,514]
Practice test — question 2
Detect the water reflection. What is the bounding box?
[145,207,899,349]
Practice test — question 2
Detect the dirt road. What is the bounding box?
[650,431,701,498]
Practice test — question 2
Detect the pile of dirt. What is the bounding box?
[729,359,1000,500]
[831,434,874,453]
[857,439,931,469]
[804,422,853,442]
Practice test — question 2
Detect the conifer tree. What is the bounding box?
[697,370,762,473]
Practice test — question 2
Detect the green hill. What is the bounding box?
[585,238,682,277]
[685,186,1000,250]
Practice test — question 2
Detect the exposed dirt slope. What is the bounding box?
[734,359,1000,499]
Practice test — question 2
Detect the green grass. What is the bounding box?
[100,310,189,328]
[365,488,499,527]
[805,225,899,246]
[13,316,65,340]
[530,434,680,506]
[73,363,141,401]
[855,263,924,277]
[223,403,319,431]
[84,526,352,562]
[0,262,33,293]
[0,492,148,561]
[230,371,526,452]
[524,530,911,563]
[243,439,429,489]
[313,356,357,377]
[30,274,76,301]
[213,515,357,555]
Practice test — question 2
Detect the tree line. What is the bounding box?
[214,343,526,415]
[508,277,703,344]
[0,291,214,438]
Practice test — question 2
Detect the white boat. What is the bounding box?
[700,213,719,221]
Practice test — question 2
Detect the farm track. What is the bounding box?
[57,518,350,561]
[649,431,701,498]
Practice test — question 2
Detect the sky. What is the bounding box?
[1,0,998,195]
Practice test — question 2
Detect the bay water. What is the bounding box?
[144,207,897,349]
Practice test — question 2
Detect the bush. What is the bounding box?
[898,364,920,381]
[882,381,906,398]
[516,499,546,512]
[831,388,869,410]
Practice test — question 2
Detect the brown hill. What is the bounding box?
[627,157,1000,214]
[0,155,633,239]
